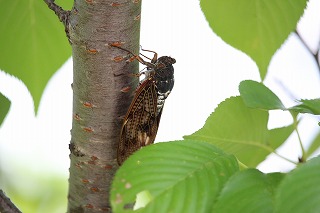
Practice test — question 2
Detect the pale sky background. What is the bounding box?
[0,0,320,186]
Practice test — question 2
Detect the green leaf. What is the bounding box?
[239,80,320,116]
[184,96,295,167]
[0,93,11,127]
[306,131,320,158]
[213,170,285,213]
[110,140,239,213]
[268,124,295,149]
[0,0,72,113]
[275,156,320,213]
[239,80,285,110]
[200,0,307,79]
[289,98,320,115]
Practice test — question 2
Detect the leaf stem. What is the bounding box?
[292,113,306,162]
[272,151,297,165]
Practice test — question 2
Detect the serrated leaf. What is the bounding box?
[0,93,11,127]
[306,131,320,159]
[275,156,320,213]
[0,0,72,113]
[239,80,285,110]
[289,98,320,115]
[200,0,307,79]
[110,140,239,213]
[213,169,285,213]
[185,96,295,167]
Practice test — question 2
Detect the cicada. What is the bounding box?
[112,45,176,165]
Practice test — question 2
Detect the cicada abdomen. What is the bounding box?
[112,45,175,165]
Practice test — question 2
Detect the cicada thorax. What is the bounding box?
[112,45,175,165]
[152,56,175,114]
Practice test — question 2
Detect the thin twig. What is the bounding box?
[295,30,320,69]
[43,0,70,27]
[0,190,22,213]
[292,113,306,162]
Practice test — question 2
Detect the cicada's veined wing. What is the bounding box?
[117,78,162,165]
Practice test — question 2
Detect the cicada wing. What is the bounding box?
[143,107,162,146]
[117,79,158,165]
[118,117,141,164]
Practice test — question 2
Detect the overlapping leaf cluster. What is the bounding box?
[111,80,319,212]
[111,0,320,212]
[111,141,320,213]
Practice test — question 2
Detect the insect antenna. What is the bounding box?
[139,52,152,61]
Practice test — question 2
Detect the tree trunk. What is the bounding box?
[46,0,141,212]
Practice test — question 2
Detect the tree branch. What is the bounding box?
[0,190,21,213]
[295,30,320,69]
[43,0,142,211]
[43,0,70,27]
[62,0,142,212]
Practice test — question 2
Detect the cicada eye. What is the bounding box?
[169,57,176,64]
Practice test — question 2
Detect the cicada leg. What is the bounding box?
[140,46,158,64]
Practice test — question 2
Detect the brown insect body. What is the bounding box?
[115,46,175,165]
